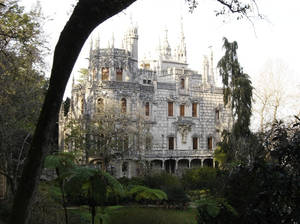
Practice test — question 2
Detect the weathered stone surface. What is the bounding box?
[60,23,232,177]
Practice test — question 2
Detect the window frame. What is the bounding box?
[116,68,123,81]
[145,102,150,116]
[192,103,197,117]
[168,136,174,150]
[208,137,213,150]
[180,104,185,117]
[168,102,173,117]
[193,137,198,150]
[121,98,127,113]
[101,67,109,81]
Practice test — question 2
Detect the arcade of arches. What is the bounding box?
[150,158,215,175]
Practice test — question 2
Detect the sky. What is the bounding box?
[21,0,300,127]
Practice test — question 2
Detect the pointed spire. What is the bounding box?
[180,16,185,41]
[203,56,209,85]
[95,33,100,50]
[72,74,75,88]
[89,36,93,57]
[176,16,187,63]
[162,27,171,59]
[209,46,215,85]
[111,32,115,48]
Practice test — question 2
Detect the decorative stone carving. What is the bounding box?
[174,119,194,144]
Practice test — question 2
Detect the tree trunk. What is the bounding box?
[91,206,96,224]
[9,1,136,224]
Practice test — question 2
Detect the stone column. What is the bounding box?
[188,159,191,168]
[162,160,165,170]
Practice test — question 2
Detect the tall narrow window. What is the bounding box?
[97,98,104,113]
[145,102,150,116]
[192,103,197,117]
[145,136,152,150]
[208,137,213,150]
[180,104,185,117]
[168,137,174,150]
[92,68,96,80]
[121,98,127,113]
[102,67,109,81]
[81,99,84,113]
[168,102,173,116]
[193,137,198,150]
[180,78,185,89]
[216,109,220,121]
[116,68,123,81]
[123,136,129,150]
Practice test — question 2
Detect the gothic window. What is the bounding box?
[208,137,213,150]
[168,137,174,150]
[116,68,123,81]
[145,102,150,116]
[143,80,147,84]
[193,137,198,150]
[121,98,127,113]
[168,102,173,116]
[101,67,109,81]
[216,109,220,121]
[192,103,197,117]
[147,80,151,84]
[92,68,96,80]
[145,136,152,150]
[122,162,128,172]
[97,98,104,113]
[180,78,185,89]
[180,104,185,117]
[123,136,129,150]
[81,99,84,114]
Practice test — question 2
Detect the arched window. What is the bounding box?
[116,68,123,81]
[145,102,150,116]
[193,137,198,150]
[215,109,220,121]
[180,78,185,89]
[145,135,152,150]
[81,99,84,113]
[121,98,127,113]
[168,136,174,150]
[96,98,104,113]
[208,136,213,150]
[102,67,109,81]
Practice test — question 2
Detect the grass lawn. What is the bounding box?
[69,206,198,224]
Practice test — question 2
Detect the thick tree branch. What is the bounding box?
[10,1,136,223]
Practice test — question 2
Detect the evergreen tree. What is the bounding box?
[217,37,253,137]
[217,38,257,165]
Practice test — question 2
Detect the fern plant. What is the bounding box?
[127,185,167,203]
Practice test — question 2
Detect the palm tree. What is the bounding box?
[65,166,124,224]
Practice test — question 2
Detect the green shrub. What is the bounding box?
[143,172,181,189]
[196,196,237,224]
[181,167,218,191]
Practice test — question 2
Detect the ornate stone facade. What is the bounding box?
[59,22,232,178]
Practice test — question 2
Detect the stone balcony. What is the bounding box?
[143,149,213,159]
